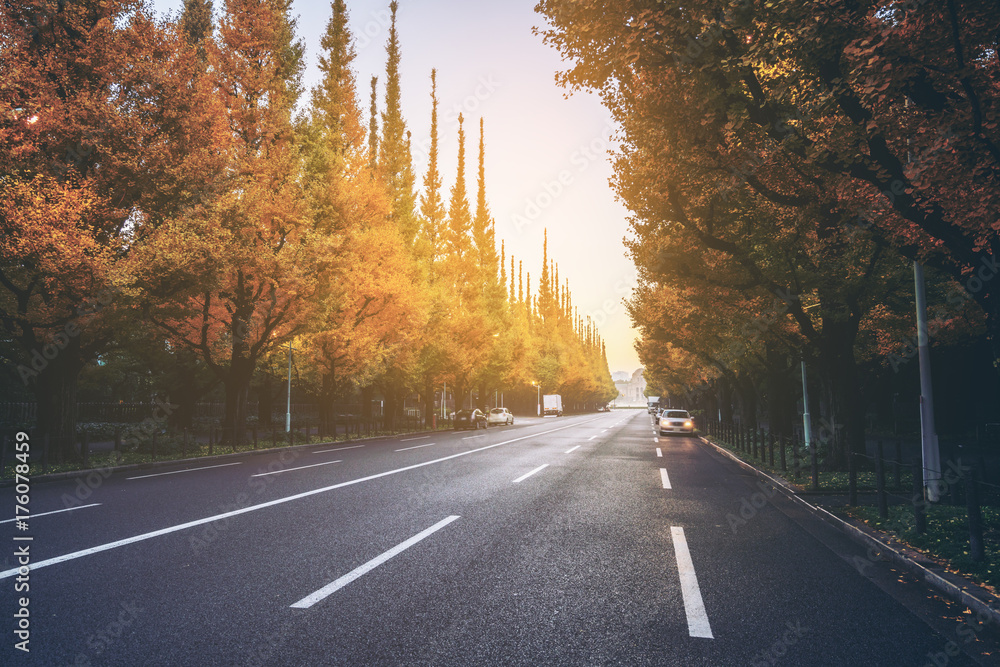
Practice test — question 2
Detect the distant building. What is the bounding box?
[614,368,646,406]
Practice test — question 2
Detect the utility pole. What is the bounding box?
[915,262,942,501]
[801,361,812,450]
[906,97,941,501]
[286,340,293,433]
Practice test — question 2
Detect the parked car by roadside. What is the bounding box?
[454,409,489,430]
[658,409,695,435]
[487,407,514,426]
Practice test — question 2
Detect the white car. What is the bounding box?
[659,409,694,435]
[487,407,514,426]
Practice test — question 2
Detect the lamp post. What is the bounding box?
[532,382,540,416]
[285,340,296,433]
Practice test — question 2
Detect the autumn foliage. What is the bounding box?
[0,0,615,452]
[538,0,999,462]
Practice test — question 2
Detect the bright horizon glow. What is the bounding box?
[152,0,643,375]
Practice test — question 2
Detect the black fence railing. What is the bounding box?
[700,416,998,564]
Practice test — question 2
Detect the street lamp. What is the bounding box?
[286,340,299,433]
[531,381,540,417]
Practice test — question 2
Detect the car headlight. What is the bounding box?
[684,420,693,428]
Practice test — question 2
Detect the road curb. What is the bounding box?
[1,427,445,488]
[698,435,1000,628]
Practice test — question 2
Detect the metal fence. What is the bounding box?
[702,417,997,565]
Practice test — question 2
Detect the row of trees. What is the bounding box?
[0,0,616,459]
[537,0,1000,465]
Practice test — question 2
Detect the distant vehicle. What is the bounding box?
[487,407,514,426]
[454,409,488,430]
[647,397,660,414]
[597,404,611,412]
[543,394,563,417]
[658,409,694,435]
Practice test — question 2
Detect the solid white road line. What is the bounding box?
[564,445,580,454]
[660,468,672,489]
[671,526,714,639]
[656,448,662,458]
[290,516,460,609]
[126,462,242,480]
[395,442,436,452]
[250,460,342,477]
[513,464,549,484]
[0,503,101,524]
[399,435,431,442]
[312,445,365,454]
[0,419,598,580]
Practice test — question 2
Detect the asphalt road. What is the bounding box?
[1,411,996,665]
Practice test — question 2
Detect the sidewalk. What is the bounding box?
[698,434,1000,628]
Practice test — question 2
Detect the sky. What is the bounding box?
[154,0,643,374]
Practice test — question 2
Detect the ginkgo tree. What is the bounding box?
[134,0,329,445]
[0,0,224,458]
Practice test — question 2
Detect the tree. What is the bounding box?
[535,0,966,462]
[136,0,322,445]
[298,0,425,436]
[415,69,451,426]
[0,0,223,458]
[378,0,419,246]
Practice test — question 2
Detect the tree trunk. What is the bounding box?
[384,387,397,431]
[765,344,794,438]
[423,377,436,428]
[361,385,374,428]
[717,378,734,423]
[33,341,84,462]
[223,363,252,447]
[320,369,335,438]
[820,322,865,469]
[452,380,468,412]
[258,372,274,428]
[735,373,758,431]
[223,320,253,448]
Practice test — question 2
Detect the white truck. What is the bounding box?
[543,394,563,417]
[647,396,660,414]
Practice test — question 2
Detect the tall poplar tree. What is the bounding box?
[418,69,446,262]
[416,69,449,425]
[138,0,323,444]
[378,0,418,245]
